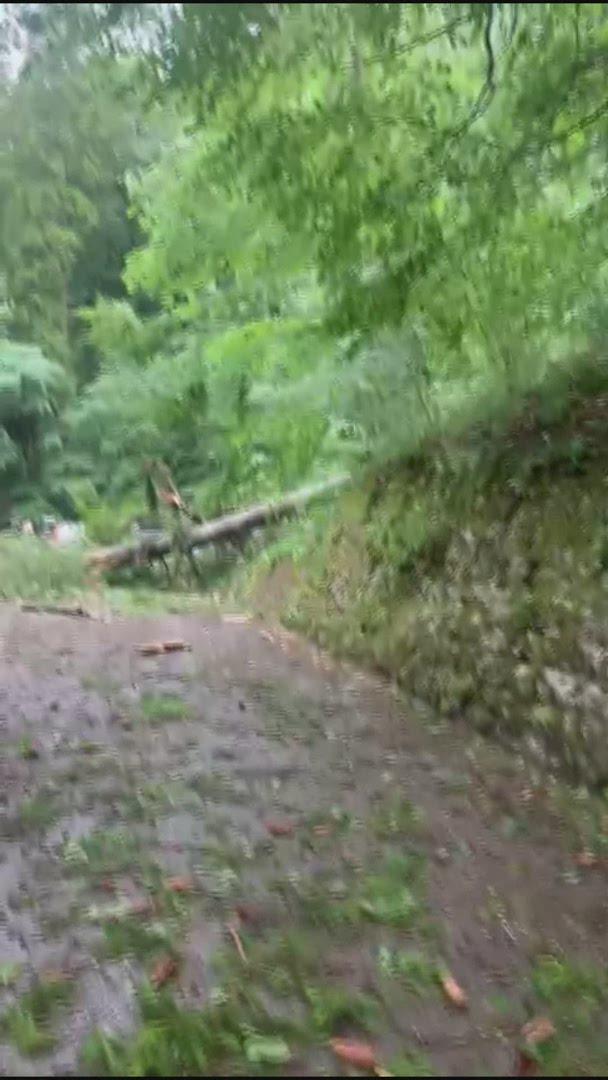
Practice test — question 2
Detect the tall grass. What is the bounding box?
[0,538,86,603]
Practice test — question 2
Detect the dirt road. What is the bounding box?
[1,605,607,1076]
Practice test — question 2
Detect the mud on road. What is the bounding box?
[0,604,607,1076]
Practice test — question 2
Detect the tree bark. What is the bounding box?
[89,474,351,571]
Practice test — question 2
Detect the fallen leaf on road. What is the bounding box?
[330,1038,378,1072]
[136,642,165,656]
[515,1050,540,1077]
[166,875,195,894]
[574,851,599,868]
[313,824,332,837]
[265,819,295,837]
[151,956,178,989]
[226,922,248,964]
[522,1016,556,1047]
[440,972,468,1008]
[162,639,191,652]
[514,1016,556,1076]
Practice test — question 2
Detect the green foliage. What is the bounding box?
[528,956,608,1076]
[138,693,191,724]
[63,827,139,875]
[378,948,438,996]
[305,984,378,1034]
[2,978,75,1057]
[82,982,298,1076]
[0,537,85,603]
[532,956,608,1009]
[53,2,608,536]
[0,340,71,520]
[0,4,181,382]
[0,63,144,375]
[7,3,608,572]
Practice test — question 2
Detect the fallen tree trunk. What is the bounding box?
[20,602,94,619]
[89,474,351,572]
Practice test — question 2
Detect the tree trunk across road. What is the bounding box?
[89,474,351,571]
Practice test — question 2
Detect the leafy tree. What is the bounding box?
[0,339,71,523]
[6,2,608,529]
[0,7,162,380]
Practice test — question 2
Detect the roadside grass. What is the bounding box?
[2,978,75,1057]
[63,827,140,875]
[528,955,608,1076]
[17,790,60,831]
[139,693,192,725]
[0,537,86,603]
[82,982,305,1076]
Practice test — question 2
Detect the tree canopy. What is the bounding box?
[1,2,608,532]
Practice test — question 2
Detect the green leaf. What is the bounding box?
[244,1036,291,1066]
[0,963,21,987]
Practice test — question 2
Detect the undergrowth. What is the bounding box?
[237,351,608,788]
[0,538,86,603]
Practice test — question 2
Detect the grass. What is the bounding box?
[377,947,439,996]
[82,910,434,1076]
[2,978,75,1057]
[0,537,86,603]
[81,673,120,696]
[122,778,203,818]
[188,772,245,804]
[82,982,303,1076]
[18,791,60,831]
[388,1052,435,1077]
[0,963,22,987]
[305,984,379,1034]
[120,781,180,822]
[139,693,192,724]
[282,851,428,934]
[102,919,175,962]
[63,827,140,875]
[17,736,39,760]
[371,795,425,839]
[356,854,427,928]
[106,585,212,617]
[528,955,608,1076]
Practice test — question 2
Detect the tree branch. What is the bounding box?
[483,3,496,94]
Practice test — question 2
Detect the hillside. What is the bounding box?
[245,355,608,789]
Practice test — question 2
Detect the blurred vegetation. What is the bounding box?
[3,3,608,776]
[0,536,86,603]
[0,3,607,525]
[243,351,608,785]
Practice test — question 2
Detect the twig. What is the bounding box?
[449,3,496,139]
[483,3,496,95]
[227,921,248,965]
[20,602,94,619]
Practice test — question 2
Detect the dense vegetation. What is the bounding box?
[7,10,608,1076]
[5,3,608,778]
[1,2,608,534]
